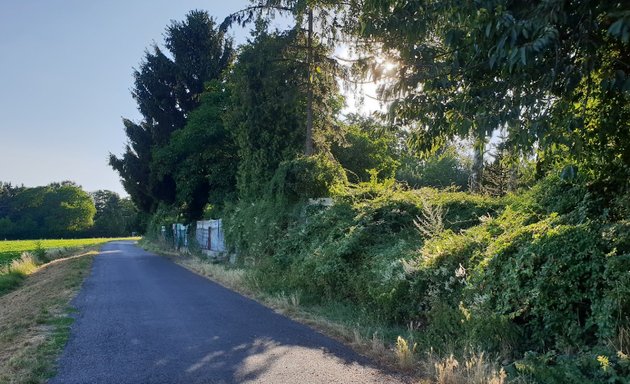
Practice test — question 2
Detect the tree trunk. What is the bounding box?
[470,136,485,193]
[305,7,314,156]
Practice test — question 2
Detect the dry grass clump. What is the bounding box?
[611,325,630,361]
[8,253,38,276]
[265,291,301,313]
[178,258,247,292]
[0,253,40,295]
[395,336,417,369]
[421,350,506,384]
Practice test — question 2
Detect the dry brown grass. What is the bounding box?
[395,336,418,370]
[178,257,248,293]
[611,325,630,361]
[0,250,95,384]
[419,350,507,384]
[6,254,38,276]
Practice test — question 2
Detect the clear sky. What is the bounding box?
[0,0,257,196]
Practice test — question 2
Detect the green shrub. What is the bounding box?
[223,170,630,382]
[229,178,431,321]
[331,124,400,183]
[513,349,630,384]
[404,174,630,369]
[144,205,181,244]
[426,189,506,232]
[33,241,49,263]
[396,145,471,190]
[268,154,347,202]
[475,222,616,351]
[223,198,296,263]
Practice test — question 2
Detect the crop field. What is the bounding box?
[0,238,139,265]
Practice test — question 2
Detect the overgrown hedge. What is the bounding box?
[224,172,630,382]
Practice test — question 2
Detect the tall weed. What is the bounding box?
[9,253,38,276]
[423,350,507,384]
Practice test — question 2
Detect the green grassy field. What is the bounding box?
[0,238,139,265]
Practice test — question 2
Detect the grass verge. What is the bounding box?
[0,238,140,265]
[0,254,38,296]
[0,249,96,383]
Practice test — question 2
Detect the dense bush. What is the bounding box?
[396,145,471,190]
[331,124,400,183]
[226,175,503,323]
[402,175,630,381]
[224,172,630,381]
[268,155,347,202]
[224,155,347,261]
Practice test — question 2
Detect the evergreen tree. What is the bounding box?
[222,1,350,156]
[109,10,234,213]
[227,28,340,200]
[482,151,513,197]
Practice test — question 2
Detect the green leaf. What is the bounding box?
[608,17,630,43]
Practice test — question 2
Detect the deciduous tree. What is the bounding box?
[153,81,237,220]
[357,0,630,189]
[91,190,139,237]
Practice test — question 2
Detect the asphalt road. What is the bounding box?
[50,241,408,384]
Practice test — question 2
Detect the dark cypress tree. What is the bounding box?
[110,10,233,213]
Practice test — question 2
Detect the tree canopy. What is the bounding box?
[153,81,237,220]
[0,182,96,239]
[110,2,630,221]
[357,0,630,189]
[109,10,234,213]
[104,4,630,382]
[227,28,341,200]
[90,190,140,237]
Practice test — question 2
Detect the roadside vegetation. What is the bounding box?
[0,238,134,264]
[0,238,138,295]
[148,172,629,383]
[0,246,98,383]
[118,2,630,383]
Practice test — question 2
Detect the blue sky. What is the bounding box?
[0,0,256,196]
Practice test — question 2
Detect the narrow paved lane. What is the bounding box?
[51,241,407,384]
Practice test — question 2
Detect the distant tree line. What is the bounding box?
[0,182,140,239]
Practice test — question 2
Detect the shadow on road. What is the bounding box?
[51,241,405,384]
